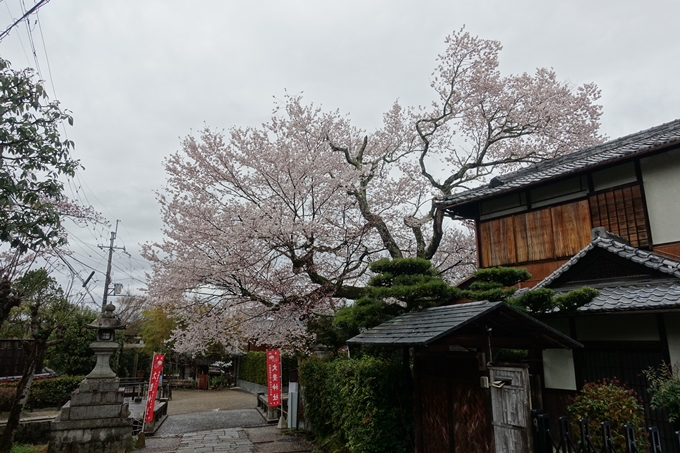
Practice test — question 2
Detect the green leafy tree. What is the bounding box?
[325,258,460,348]
[0,58,79,329]
[463,266,598,315]
[644,362,680,422]
[462,266,530,302]
[0,269,71,452]
[0,58,78,252]
[140,306,176,354]
[44,305,97,375]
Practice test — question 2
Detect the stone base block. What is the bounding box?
[49,377,132,453]
[48,424,133,453]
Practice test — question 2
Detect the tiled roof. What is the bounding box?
[348,301,496,345]
[436,119,680,208]
[570,281,680,313]
[532,233,680,314]
[535,236,680,289]
[347,301,580,348]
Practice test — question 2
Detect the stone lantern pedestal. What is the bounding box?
[48,304,133,453]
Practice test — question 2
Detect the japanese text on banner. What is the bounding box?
[144,353,165,423]
[266,349,281,407]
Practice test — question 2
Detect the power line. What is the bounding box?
[19,0,42,79]
[0,0,50,42]
[2,0,30,65]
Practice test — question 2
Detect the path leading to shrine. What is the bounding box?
[138,388,315,453]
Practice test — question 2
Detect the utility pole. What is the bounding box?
[100,220,126,312]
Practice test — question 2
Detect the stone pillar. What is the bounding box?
[48,304,132,453]
[48,379,132,453]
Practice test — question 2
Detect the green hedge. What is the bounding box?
[300,356,413,453]
[0,387,14,411]
[238,352,296,387]
[0,375,84,410]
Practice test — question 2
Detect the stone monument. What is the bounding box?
[48,304,133,453]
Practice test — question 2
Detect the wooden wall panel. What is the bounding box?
[478,183,653,271]
[653,242,680,260]
[525,209,554,262]
[480,199,594,269]
[513,215,529,264]
[479,216,516,267]
[589,184,650,248]
[518,260,569,288]
[552,200,592,257]
[420,375,451,453]
[452,384,492,453]
[479,222,492,268]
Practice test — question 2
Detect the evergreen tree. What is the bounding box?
[330,258,461,346]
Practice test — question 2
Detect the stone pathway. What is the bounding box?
[177,429,253,453]
[138,425,314,453]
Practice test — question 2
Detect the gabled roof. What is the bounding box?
[532,232,680,314]
[435,119,680,209]
[347,301,581,349]
[535,236,680,289]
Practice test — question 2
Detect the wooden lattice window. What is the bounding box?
[589,184,650,248]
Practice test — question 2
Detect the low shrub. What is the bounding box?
[0,387,15,411]
[299,358,333,438]
[300,356,413,453]
[568,379,646,451]
[238,352,296,386]
[0,376,84,409]
[644,361,680,422]
[29,375,84,408]
[209,375,227,390]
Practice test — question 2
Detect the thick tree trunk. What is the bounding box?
[0,277,21,327]
[0,337,47,452]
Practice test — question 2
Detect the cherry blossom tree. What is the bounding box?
[145,28,604,353]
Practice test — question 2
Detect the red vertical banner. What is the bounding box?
[144,353,165,423]
[266,349,281,407]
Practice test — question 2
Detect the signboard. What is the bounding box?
[266,349,281,407]
[144,353,165,423]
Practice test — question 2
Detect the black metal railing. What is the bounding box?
[532,410,678,453]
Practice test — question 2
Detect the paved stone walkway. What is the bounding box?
[176,429,253,453]
[138,425,314,453]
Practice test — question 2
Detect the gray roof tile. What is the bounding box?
[565,282,680,313]
[534,236,680,290]
[531,234,680,314]
[436,119,680,208]
[347,301,580,348]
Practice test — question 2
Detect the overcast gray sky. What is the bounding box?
[1,0,679,303]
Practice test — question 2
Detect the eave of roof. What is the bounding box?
[347,301,581,349]
[529,233,680,315]
[435,119,680,210]
[535,236,680,290]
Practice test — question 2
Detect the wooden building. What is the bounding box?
[435,119,680,451]
[437,119,680,287]
[348,301,581,453]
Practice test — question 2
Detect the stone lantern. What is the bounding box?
[85,303,126,379]
[49,304,133,453]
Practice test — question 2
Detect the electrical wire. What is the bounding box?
[19,0,42,79]
[2,0,30,65]
[0,0,49,42]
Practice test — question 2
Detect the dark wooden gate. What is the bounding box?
[417,355,492,453]
[490,365,532,453]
